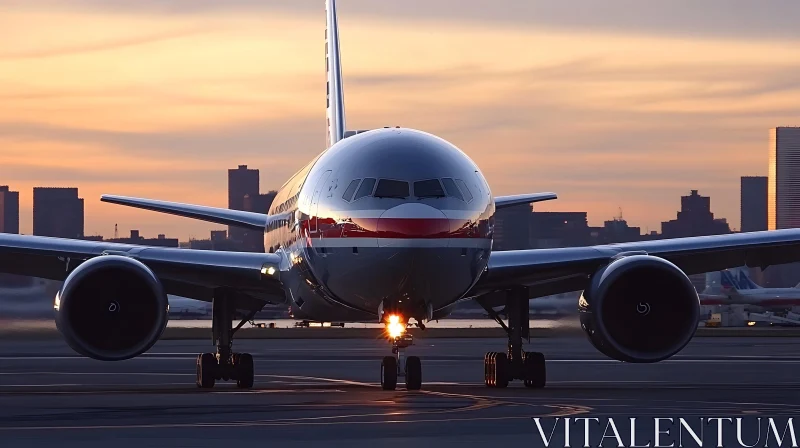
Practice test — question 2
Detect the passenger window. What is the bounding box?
[455,179,473,202]
[353,178,376,200]
[374,179,410,199]
[441,178,464,201]
[342,179,361,202]
[414,179,446,198]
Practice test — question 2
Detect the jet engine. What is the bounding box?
[54,255,169,361]
[579,254,700,363]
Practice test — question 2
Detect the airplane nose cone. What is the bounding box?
[377,203,449,247]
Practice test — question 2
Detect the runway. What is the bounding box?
[1,336,800,447]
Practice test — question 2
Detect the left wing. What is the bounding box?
[494,192,557,209]
[101,195,268,229]
[0,233,284,304]
[471,229,800,297]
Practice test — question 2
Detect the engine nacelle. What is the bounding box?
[55,255,169,361]
[579,254,700,363]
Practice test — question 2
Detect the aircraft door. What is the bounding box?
[309,170,332,234]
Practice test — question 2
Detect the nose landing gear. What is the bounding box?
[380,320,422,391]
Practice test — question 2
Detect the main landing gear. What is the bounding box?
[482,287,546,389]
[380,318,422,391]
[196,290,258,389]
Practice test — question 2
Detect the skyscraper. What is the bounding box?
[741,176,768,232]
[228,165,260,243]
[0,186,20,234]
[661,190,730,238]
[33,187,84,238]
[768,127,800,230]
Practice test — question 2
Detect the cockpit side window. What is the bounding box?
[342,179,361,202]
[454,179,473,202]
[413,179,446,198]
[374,179,410,199]
[441,178,464,201]
[353,178,377,200]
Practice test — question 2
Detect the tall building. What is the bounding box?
[530,212,590,248]
[493,203,531,250]
[0,186,20,234]
[661,190,731,238]
[741,176,768,232]
[33,187,84,238]
[228,165,260,243]
[768,127,800,230]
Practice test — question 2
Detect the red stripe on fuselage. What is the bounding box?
[305,217,487,239]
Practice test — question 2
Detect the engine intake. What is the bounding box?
[579,255,699,363]
[55,255,168,361]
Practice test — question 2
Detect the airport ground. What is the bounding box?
[1,336,800,447]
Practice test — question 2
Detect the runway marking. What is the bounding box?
[0,414,542,432]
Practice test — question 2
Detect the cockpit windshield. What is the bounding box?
[374,179,410,198]
[413,179,446,198]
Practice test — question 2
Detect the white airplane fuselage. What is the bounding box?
[264,128,495,323]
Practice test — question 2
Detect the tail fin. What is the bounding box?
[735,269,761,290]
[326,0,346,147]
[719,270,740,292]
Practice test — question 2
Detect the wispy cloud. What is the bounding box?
[0,28,210,60]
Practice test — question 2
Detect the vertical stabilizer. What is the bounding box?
[326,0,346,147]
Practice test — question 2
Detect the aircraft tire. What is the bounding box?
[522,351,546,389]
[196,353,217,389]
[381,356,398,390]
[405,356,422,390]
[234,353,254,389]
[494,352,509,388]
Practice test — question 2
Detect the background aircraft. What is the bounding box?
[3,0,800,393]
[701,268,800,310]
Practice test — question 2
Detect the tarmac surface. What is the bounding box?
[1,336,800,447]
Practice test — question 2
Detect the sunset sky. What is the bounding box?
[2,0,799,240]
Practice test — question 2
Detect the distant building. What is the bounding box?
[530,212,590,248]
[590,218,642,245]
[494,204,531,250]
[0,186,19,234]
[33,187,84,239]
[188,231,239,251]
[740,176,768,232]
[661,190,731,238]
[228,165,259,243]
[768,127,800,230]
[107,230,179,247]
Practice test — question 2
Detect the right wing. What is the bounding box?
[101,195,268,230]
[471,229,800,298]
[494,192,557,209]
[0,233,285,304]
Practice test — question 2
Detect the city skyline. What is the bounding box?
[2,1,799,239]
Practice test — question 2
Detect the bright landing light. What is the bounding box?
[386,314,406,338]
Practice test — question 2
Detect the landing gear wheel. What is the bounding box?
[234,353,254,389]
[381,356,398,390]
[484,352,508,388]
[405,356,422,390]
[196,352,216,389]
[523,351,546,389]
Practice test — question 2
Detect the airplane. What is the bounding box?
[700,268,800,310]
[3,0,800,392]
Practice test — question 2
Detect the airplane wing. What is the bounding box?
[101,195,268,229]
[471,229,800,297]
[494,192,557,209]
[0,233,285,304]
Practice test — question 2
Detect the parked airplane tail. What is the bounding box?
[705,267,761,293]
